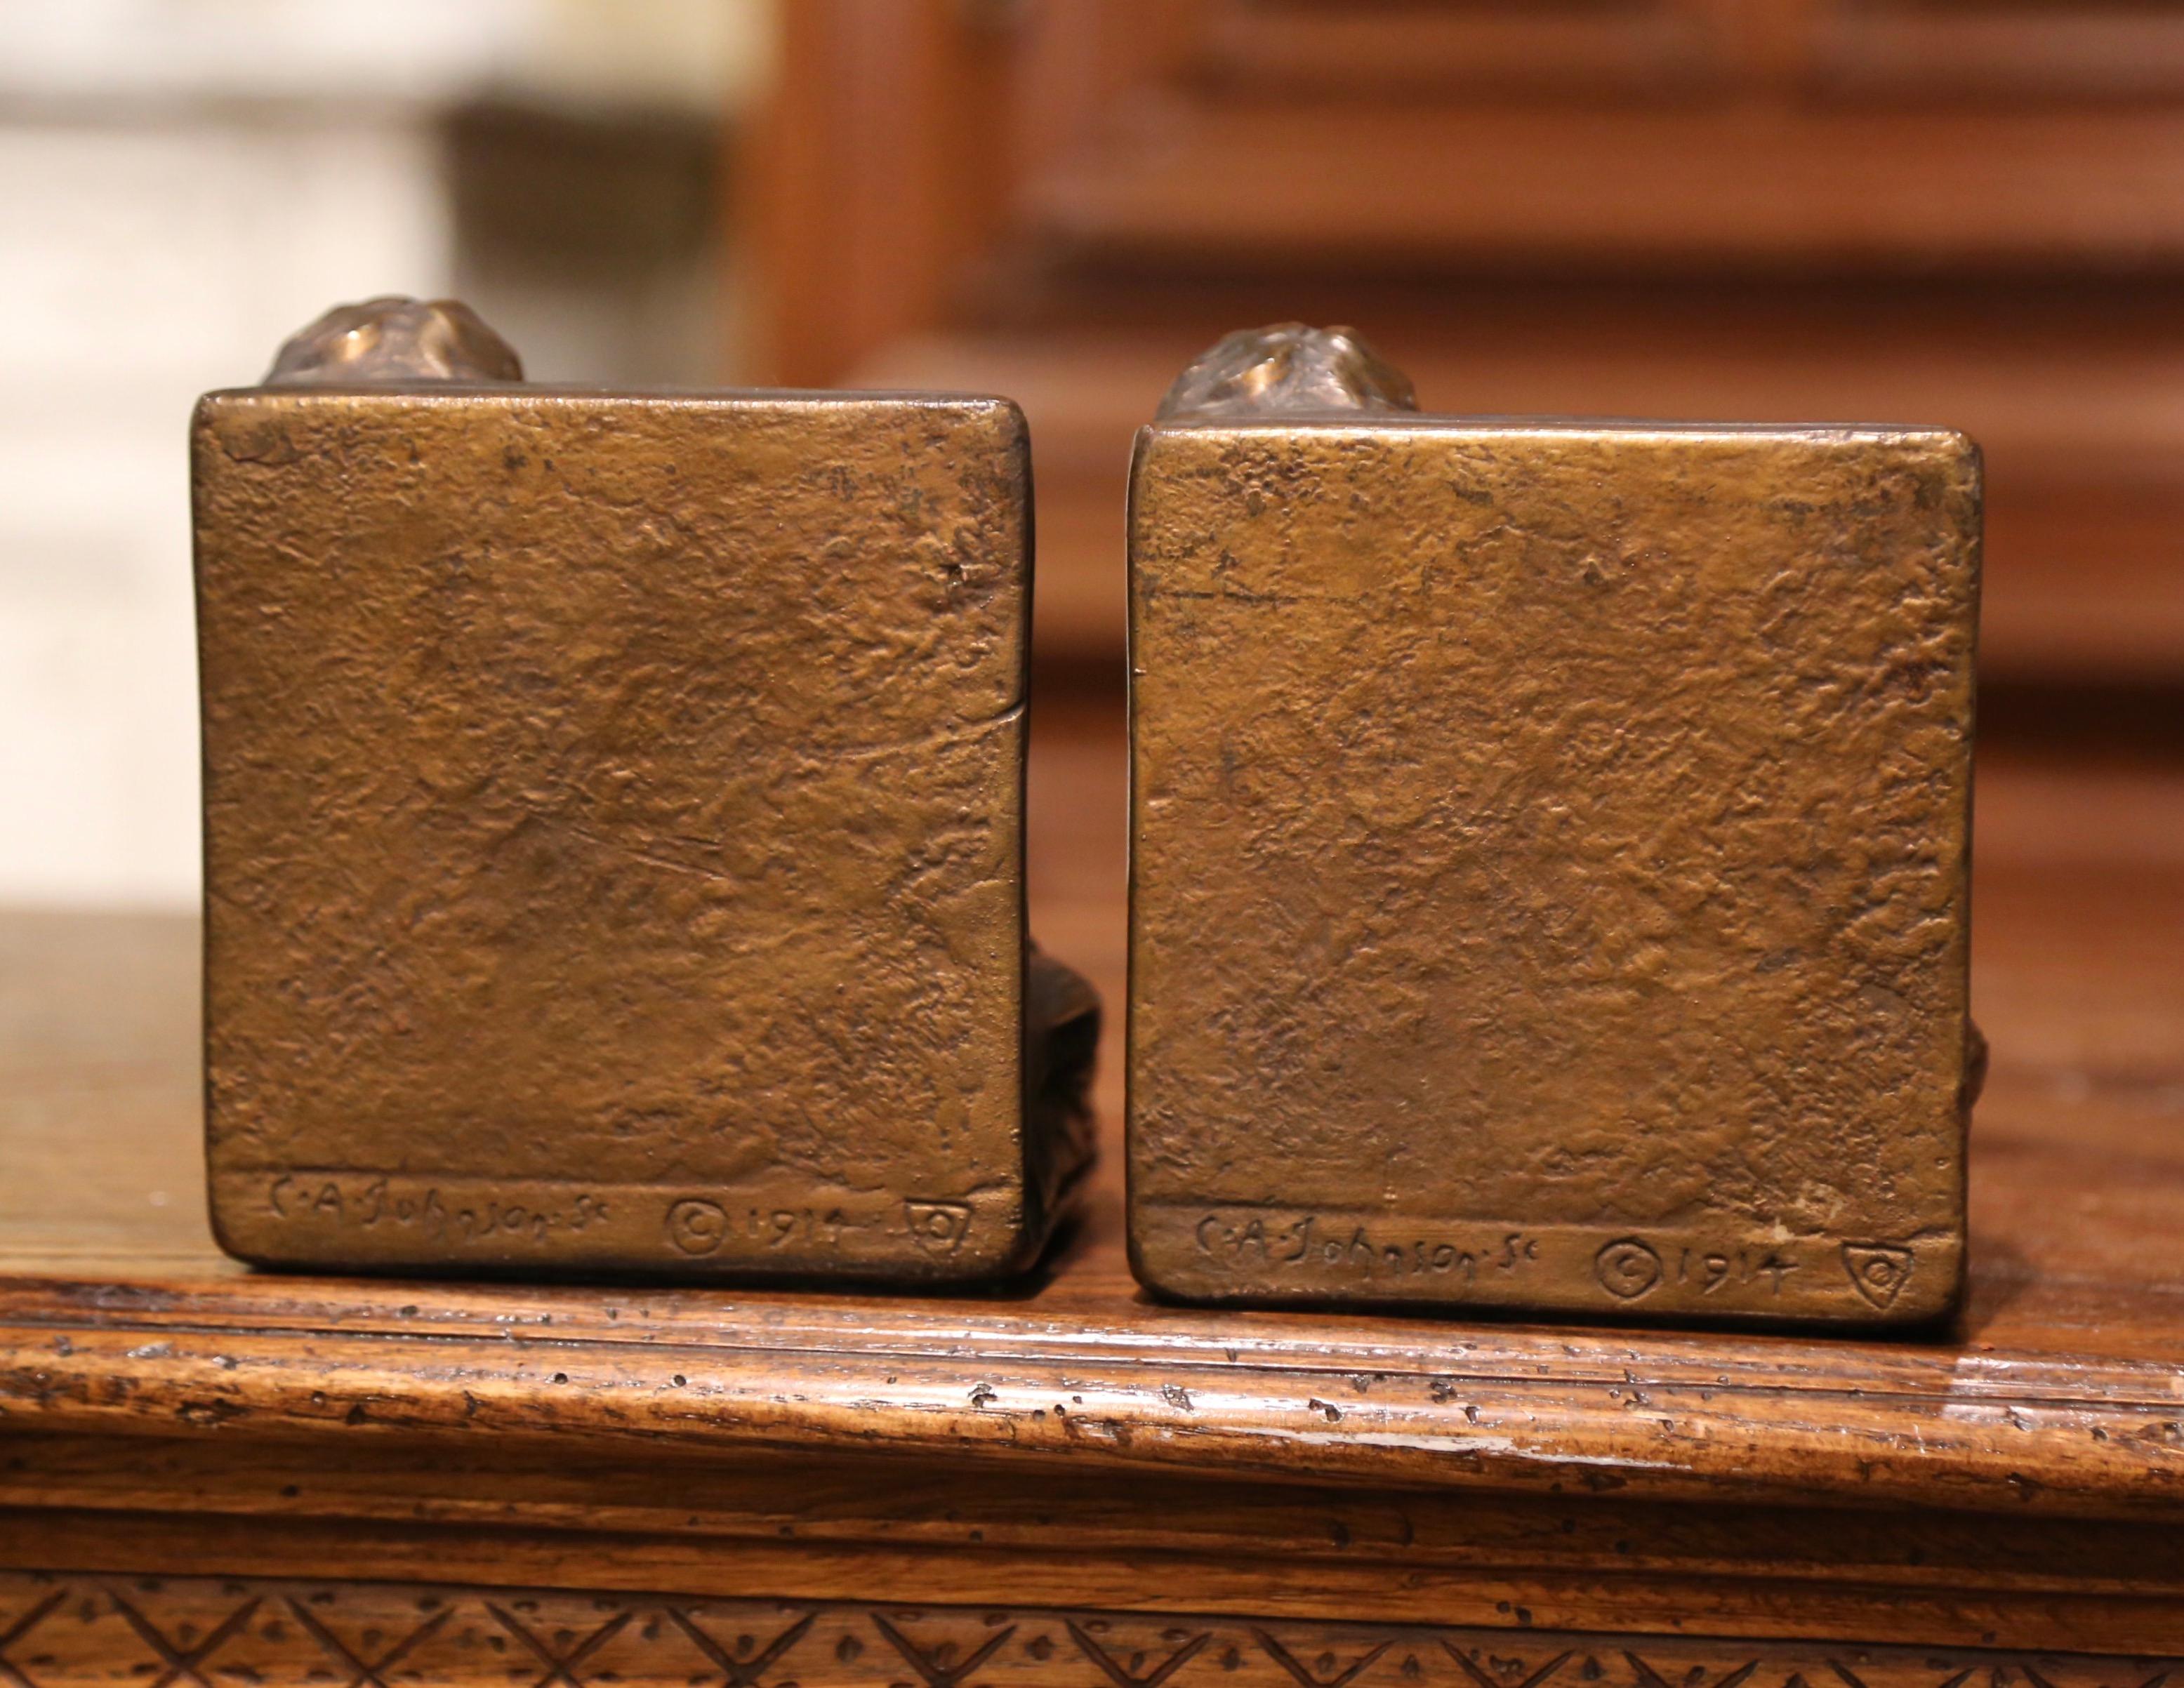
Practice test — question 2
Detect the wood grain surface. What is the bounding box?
[0,1571,2172,1688]
[0,707,2180,1656]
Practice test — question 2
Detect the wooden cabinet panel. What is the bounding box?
[861,296,2184,681]
[750,0,2184,682]
[1815,2,2184,99]
[1025,106,2184,267]
[1196,1,1725,97]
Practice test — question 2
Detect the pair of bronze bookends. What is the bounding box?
[194,299,1980,1326]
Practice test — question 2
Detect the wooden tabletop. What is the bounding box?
[1,705,2180,1537]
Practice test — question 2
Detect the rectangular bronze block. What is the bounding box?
[1128,407,1980,1323]
[196,380,1092,1280]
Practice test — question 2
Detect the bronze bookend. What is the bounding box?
[1127,324,1979,1324]
[197,298,1095,1282]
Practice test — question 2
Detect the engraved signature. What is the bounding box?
[1195,1213,1538,1284]
[265,1174,895,1258]
[267,1176,609,1246]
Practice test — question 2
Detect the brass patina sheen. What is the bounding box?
[197,298,1095,1281]
[264,296,524,387]
[1153,322,1417,420]
[1128,326,1980,1324]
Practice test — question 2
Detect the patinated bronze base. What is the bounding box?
[196,300,1094,1282]
[1127,326,1978,1324]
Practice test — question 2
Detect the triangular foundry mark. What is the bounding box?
[1841,1242,1915,1310]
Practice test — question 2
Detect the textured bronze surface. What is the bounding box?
[1129,333,1980,1324]
[195,335,1094,1280]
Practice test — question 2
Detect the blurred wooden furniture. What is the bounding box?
[753,0,2184,682]
[3,715,2183,1672]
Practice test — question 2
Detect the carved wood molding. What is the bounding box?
[0,1573,2171,1688]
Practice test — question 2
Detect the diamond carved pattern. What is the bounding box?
[281,1595,453,1688]
[0,1576,2168,1688]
